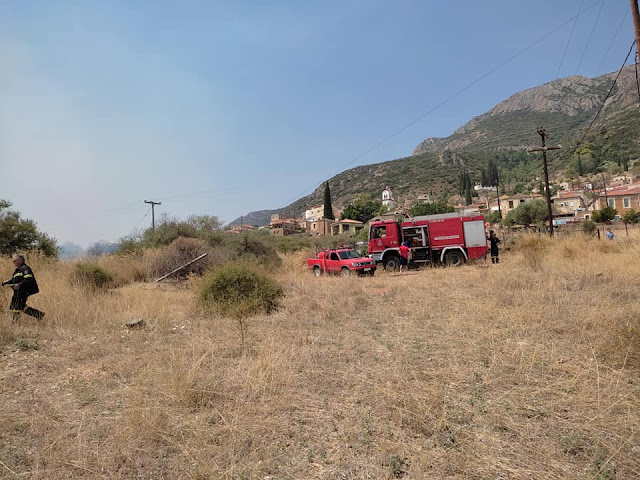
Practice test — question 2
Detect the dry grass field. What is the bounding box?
[1,235,639,479]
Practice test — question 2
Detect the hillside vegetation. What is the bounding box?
[235,67,640,227]
[1,233,639,478]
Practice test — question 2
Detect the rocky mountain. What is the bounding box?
[232,67,640,227]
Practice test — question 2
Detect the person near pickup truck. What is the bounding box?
[487,230,501,264]
[399,241,411,273]
[2,254,45,321]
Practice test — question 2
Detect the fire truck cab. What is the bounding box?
[368,213,488,269]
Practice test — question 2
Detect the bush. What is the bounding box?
[199,264,284,319]
[149,237,213,278]
[222,234,282,268]
[592,206,617,223]
[0,199,58,257]
[622,210,640,224]
[72,262,114,289]
[581,220,597,235]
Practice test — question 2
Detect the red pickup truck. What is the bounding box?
[308,248,377,277]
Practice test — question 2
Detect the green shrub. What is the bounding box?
[72,262,114,289]
[592,206,617,223]
[622,209,640,224]
[581,219,597,235]
[199,264,284,319]
[218,233,282,268]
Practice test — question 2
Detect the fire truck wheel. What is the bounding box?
[383,254,400,270]
[313,266,322,277]
[444,250,464,267]
[341,267,351,277]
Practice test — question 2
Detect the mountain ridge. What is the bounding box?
[232,67,640,227]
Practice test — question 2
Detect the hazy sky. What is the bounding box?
[0,0,634,246]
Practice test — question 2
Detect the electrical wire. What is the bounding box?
[556,0,585,78]
[131,208,151,231]
[635,51,640,103]
[595,8,629,74]
[280,0,606,208]
[576,0,606,73]
[573,40,636,153]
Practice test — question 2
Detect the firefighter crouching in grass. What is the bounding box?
[2,254,45,321]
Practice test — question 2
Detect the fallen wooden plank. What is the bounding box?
[155,253,208,283]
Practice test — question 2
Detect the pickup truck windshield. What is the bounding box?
[338,250,360,260]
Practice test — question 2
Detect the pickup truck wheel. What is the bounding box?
[444,250,464,267]
[313,266,322,277]
[341,267,351,277]
[383,254,400,270]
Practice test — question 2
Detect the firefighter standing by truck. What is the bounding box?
[487,230,501,264]
[2,254,45,321]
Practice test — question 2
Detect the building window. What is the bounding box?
[508,201,514,209]
[585,214,590,220]
[623,197,631,208]
[608,198,615,209]
[569,201,574,207]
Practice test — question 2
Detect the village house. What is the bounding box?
[553,190,591,217]
[591,185,640,214]
[331,219,364,236]
[228,224,258,234]
[304,205,324,222]
[269,214,303,236]
[489,193,543,218]
[309,219,333,236]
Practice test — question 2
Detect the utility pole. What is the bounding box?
[601,173,609,206]
[631,0,640,53]
[144,200,162,231]
[495,174,502,218]
[531,128,560,237]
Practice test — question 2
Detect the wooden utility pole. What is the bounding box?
[531,128,560,237]
[144,200,162,231]
[601,173,609,206]
[631,0,640,53]
[496,174,502,218]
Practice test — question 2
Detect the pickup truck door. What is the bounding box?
[326,252,341,273]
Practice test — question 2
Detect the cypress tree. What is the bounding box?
[577,154,584,176]
[323,182,334,220]
[465,182,473,205]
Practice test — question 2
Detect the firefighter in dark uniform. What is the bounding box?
[487,230,501,264]
[2,255,44,321]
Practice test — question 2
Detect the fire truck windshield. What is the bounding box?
[338,250,360,260]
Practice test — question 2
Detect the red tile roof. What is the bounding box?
[600,188,640,197]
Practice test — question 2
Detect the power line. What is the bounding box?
[636,52,640,102]
[573,40,636,154]
[595,8,630,74]
[576,0,607,73]
[557,0,586,78]
[281,0,606,208]
[132,208,151,230]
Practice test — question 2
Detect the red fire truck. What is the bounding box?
[368,213,488,269]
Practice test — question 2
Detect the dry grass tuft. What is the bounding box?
[1,233,640,478]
